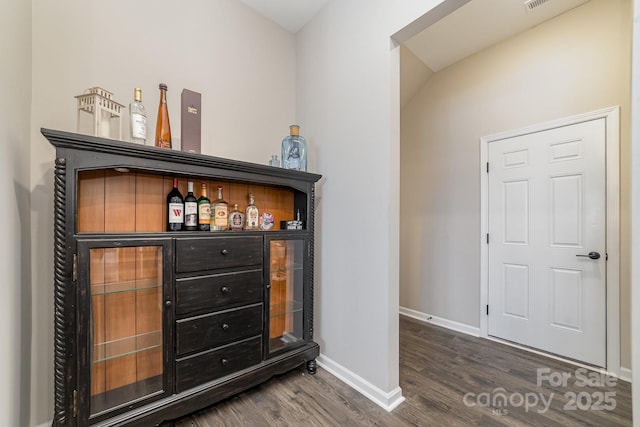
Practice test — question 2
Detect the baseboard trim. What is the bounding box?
[317,354,405,412]
[399,307,480,337]
[619,367,632,383]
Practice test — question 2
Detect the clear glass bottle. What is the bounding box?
[197,183,211,231]
[269,155,280,167]
[281,125,307,171]
[129,88,147,144]
[184,181,198,231]
[210,186,229,231]
[245,193,260,230]
[155,83,172,148]
[229,203,245,231]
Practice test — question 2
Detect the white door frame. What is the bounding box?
[480,106,621,376]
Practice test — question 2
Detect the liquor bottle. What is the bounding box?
[155,83,172,148]
[167,178,184,231]
[245,193,260,230]
[210,186,229,231]
[197,183,211,231]
[229,203,245,231]
[281,125,307,171]
[129,88,147,144]
[184,181,198,231]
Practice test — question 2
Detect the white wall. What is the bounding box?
[400,0,632,365]
[29,1,296,424]
[296,0,453,398]
[0,0,32,426]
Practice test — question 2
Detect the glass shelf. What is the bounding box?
[93,330,162,363]
[269,300,303,319]
[270,263,304,274]
[91,278,162,296]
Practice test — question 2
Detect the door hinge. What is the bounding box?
[72,389,78,418]
[606,253,609,261]
[486,162,489,173]
[486,305,489,315]
[486,233,489,244]
[72,254,78,282]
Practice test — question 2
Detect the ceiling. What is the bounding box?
[241,0,590,72]
[239,0,329,33]
[404,0,590,72]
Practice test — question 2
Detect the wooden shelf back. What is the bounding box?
[78,171,296,233]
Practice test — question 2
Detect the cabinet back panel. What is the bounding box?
[78,170,106,232]
[77,172,296,233]
[136,347,163,382]
[135,174,165,232]
[104,171,136,232]
[89,246,164,396]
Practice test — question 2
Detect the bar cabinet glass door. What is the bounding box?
[267,237,307,355]
[77,238,173,422]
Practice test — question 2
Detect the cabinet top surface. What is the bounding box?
[42,128,322,184]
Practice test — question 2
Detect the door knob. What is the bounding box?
[576,251,601,260]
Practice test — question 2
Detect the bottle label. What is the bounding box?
[283,140,302,170]
[198,203,211,224]
[131,113,147,139]
[213,205,228,226]
[229,212,244,230]
[185,202,198,226]
[246,207,259,227]
[260,212,274,230]
[168,203,184,223]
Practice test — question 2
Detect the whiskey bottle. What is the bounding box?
[197,183,211,231]
[281,125,307,171]
[129,88,147,144]
[229,203,245,231]
[155,83,172,148]
[184,181,198,231]
[211,186,229,231]
[167,178,184,231]
[245,193,259,230]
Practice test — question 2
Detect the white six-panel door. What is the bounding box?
[487,118,606,367]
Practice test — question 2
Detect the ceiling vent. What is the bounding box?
[524,0,550,12]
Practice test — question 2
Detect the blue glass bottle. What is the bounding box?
[281,125,307,171]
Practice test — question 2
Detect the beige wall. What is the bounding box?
[1,0,32,426]
[400,0,632,368]
[29,1,296,424]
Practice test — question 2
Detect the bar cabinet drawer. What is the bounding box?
[176,236,263,273]
[176,336,262,392]
[176,303,263,356]
[176,269,263,316]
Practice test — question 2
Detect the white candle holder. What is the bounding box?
[75,87,124,139]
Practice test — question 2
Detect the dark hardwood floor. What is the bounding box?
[175,316,632,426]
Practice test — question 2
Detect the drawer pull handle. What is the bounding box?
[222,323,230,331]
[220,249,229,255]
[221,286,230,294]
[221,358,229,366]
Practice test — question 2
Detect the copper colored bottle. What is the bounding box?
[155,83,172,148]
